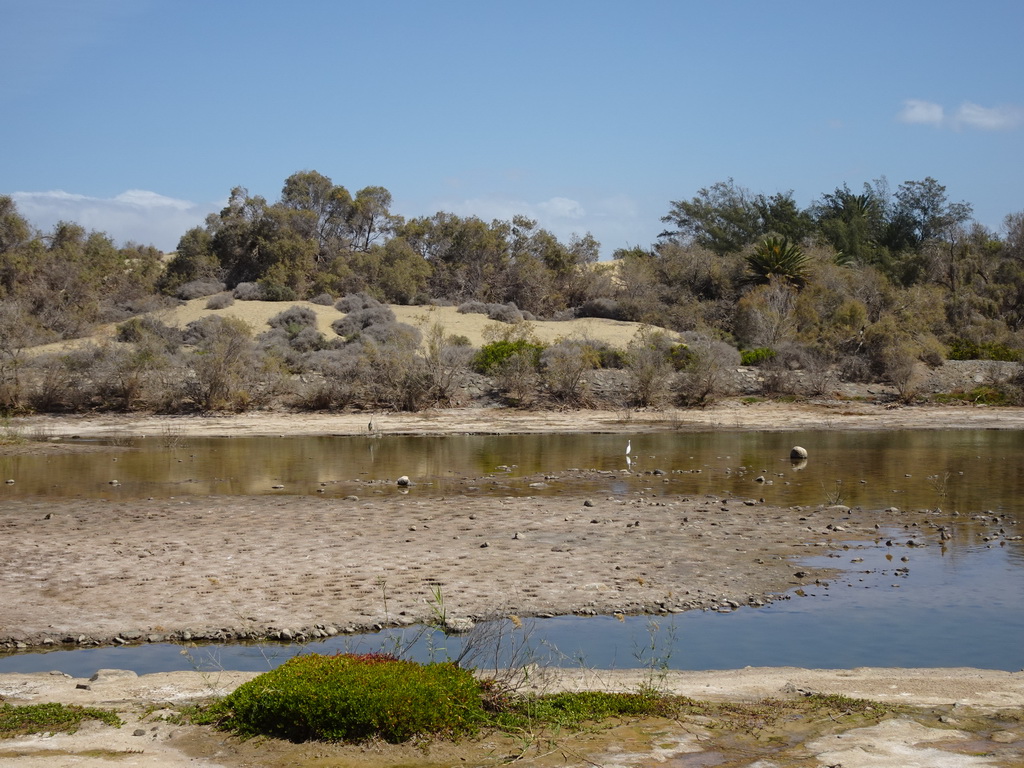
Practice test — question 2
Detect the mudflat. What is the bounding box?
[3,401,1023,647]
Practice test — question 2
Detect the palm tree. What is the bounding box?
[746,237,810,287]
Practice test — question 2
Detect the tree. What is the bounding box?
[746,237,810,287]
[660,179,763,255]
[813,184,887,266]
[279,170,354,262]
[161,226,221,293]
[0,196,32,254]
[753,191,814,243]
[402,213,509,301]
[894,177,973,246]
[349,186,397,252]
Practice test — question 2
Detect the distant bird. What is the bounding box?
[625,440,632,457]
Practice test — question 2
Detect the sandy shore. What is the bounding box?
[1,666,1022,768]
[13,400,1024,441]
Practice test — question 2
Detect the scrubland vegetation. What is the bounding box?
[3,171,1024,414]
[191,652,894,746]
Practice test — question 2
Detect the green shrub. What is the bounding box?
[740,347,776,366]
[206,653,485,743]
[0,702,122,736]
[473,339,544,374]
[946,338,1021,362]
[667,343,692,371]
[257,279,297,302]
[932,386,1008,405]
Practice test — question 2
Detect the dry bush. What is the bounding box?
[540,340,600,406]
[232,282,263,301]
[332,305,396,339]
[176,279,226,300]
[734,278,799,349]
[180,317,276,411]
[577,297,623,320]
[335,292,382,312]
[495,349,541,407]
[458,301,530,323]
[674,334,740,406]
[206,293,234,310]
[625,329,675,407]
[881,343,922,403]
[421,323,473,407]
[296,347,370,409]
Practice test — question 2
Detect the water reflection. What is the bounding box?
[3,431,1024,520]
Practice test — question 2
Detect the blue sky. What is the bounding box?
[3,0,1023,256]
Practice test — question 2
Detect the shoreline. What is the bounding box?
[10,400,1024,443]
[1,666,1022,768]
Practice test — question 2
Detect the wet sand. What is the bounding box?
[1,491,898,647]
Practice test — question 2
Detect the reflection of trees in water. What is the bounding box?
[4,432,1024,544]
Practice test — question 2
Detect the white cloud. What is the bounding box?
[952,102,1024,131]
[10,189,220,251]
[536,196,586,220]
[897,99,944,126]
[441,195,586,226]
[898,99,1023,132]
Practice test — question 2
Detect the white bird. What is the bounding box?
[625,440,631,456]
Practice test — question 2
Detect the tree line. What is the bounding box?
[1,170,1023,414]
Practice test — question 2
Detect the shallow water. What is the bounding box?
[3,430,1024,514]
[1,430,1022,675]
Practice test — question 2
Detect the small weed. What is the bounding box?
[822,479,844,506]
[632,618,676,695]
[0,417,26,445]
[927,471,951,500]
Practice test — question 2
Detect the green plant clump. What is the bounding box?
[472,339,544,374]
[946,338,1021,362]
[740,347,777,366]
[203,653,485,743]
[0,702,122,737]
[932,386,1008,405]
[492,690,668,732]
